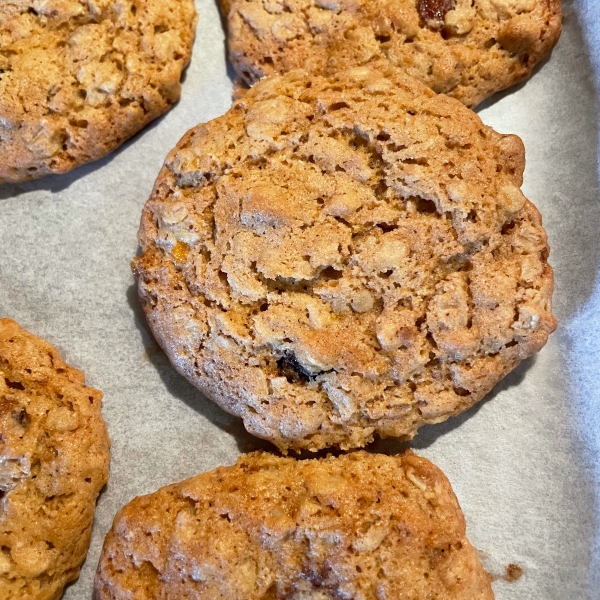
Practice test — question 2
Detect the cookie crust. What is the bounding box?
[0,319,110,600]
[133,66,557,452]
[0,0,197,184]
[95,451,494,599]
[219,0,562,107]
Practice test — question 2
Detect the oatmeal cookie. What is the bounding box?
[132,66,556,452]
[95,451,494,599]
[0,0,197,184]
[219,0,561,107]
[0,319,110,600]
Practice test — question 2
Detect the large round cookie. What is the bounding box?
[219,0,561,108]
[132,66,557,452]
[0,0,197,184]
[0,319,110,600]
[95,451,494,599]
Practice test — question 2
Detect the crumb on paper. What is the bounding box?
[504,563,524,582]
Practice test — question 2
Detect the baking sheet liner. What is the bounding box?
[0,0,598,597]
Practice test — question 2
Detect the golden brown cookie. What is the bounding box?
[0,319,110,600]
[218,0,562,107]
[95,451,494,599]
[0,0,197,184]
[132,66,556,452]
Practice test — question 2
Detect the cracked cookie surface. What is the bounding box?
[132,66,556,452]
[95,451,494,599]
[0,319,110,600]
[219,0,561,107]
[0,0,197,184]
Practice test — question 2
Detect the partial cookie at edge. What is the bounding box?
[218,0,562,107]
[95,451,495,599]
[0,318,110,600]
[0,0,197,183]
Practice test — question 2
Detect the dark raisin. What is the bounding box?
[277,352,314,383]
[417,0,455,26]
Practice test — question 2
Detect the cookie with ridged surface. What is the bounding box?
[132,66,556,452]
[0,318,110,600]
[95,451,494,599]
[0,0,197,184]
[218,0,561,108]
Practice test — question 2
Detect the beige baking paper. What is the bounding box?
[0,0,598,597]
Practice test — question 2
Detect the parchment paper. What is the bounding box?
[0,0,598,597]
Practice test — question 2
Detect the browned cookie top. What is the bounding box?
[0,319,110,600]
[133,66,556,452]
[95,451,494,599]
[219,0,561,107]
[0,0,197,184]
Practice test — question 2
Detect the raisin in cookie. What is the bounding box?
[132,66,556,452]
[0,0,197,184]
[0,319,110,600]
[219,0,561,108]
[95,451,494,599]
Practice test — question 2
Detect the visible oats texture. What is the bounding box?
[133,66,557,452]
[95,451,494,599]
[0,319,110,600]
[219,0,562,107]
[0,0,197,183]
